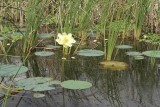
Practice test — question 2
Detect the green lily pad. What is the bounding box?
[16,77,61,91]
[45,45,61,50]
[61,80,92,90]
[126,51,143,56]
[142,50,160,58]
[77,49,104,57]
[133,55,144,60]
[38,33,54,39]
[116,45,133,49]
[33,93,45,98]
[0,64,28,77]
[35,51,54,57]
[11,32,24,36]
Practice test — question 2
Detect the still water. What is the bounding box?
[1,46,160,107]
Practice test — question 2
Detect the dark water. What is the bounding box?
[1,46,160,107]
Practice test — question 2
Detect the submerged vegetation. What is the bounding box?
[0,0,160,106]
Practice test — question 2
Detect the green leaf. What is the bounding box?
[0,64,28,77]
[116,45,133,49]
[77,49,104,57]
[126,51,143,56]
[133,55,144,60]
[142,50,160,58]
[35,51,54,57]
[45,45,61,50]
[38,33,54,39]
[16,77,61,92]
[61,80,92,90]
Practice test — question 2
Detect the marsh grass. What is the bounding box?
[0,0,160,106]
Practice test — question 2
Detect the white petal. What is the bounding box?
[68,33,72,37]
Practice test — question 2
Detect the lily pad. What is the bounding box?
[126,51,143,56]
[61,80,92,90]
[0,64,28,77]
[33,93,45,98]
[142,50,160,58]
[77,49,104,57]
[38,33,54,39]
[16,77,61,91]
[11,32,24,36]
[116,45,133,49]
[133,55,144,60]
[45,45,61,50]
[35,51,54,57]
[99,61,128,71]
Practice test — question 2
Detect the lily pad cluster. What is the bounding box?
[16,77,60,91]
[16,77,92,92]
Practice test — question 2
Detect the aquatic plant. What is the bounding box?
[99,61,128,71]
[139,33,160,45]
[56,33,76,48]
[56,32,76,57]
[133,0,151,39]
[77,49,104,57]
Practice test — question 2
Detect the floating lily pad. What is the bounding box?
[133,55,144,60]
[35,51,54,57]
[16,77,61,91]
[45,45,61,50]
[142,50,160,58]
[11,32,24,36]
[126,51,143,56]
[77,49,104,57]
[99,61,128,71]
[116,45,133,49]
[0,64,28,77]
[61,80,92,90]
[33,93,45,98]
[38,33,54,39]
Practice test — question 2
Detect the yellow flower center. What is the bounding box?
[63,37,69,44]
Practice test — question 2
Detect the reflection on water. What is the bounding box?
[1,50,160,107]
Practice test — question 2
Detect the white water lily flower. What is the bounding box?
[56,32,76,47]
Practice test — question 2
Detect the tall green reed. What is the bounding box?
[133,0,151,39]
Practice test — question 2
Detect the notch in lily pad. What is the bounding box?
[77,49,104,57]
[61,80,92,90]
[142,50,160,58]
[35,51,54,57]
[0,64,28,77]
[116,45,133,49]
[16,77,61,92]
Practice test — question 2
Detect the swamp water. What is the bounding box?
[0,42,160,107]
